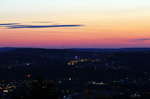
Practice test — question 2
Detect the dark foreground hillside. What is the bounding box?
[0,48,150,99]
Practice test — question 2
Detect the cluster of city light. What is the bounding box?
[68,59,90,66]
[87,81,106,86]
[68,59,100,66]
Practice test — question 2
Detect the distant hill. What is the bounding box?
[0,47,18,52]
[0,47,150,53]
[71,48,150,53]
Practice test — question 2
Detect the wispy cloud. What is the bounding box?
[129,38,150,42]
[7,24,83,29]
[0,22,83,29]
[0,23,19,26]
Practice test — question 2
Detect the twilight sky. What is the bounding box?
[0,0,150,48]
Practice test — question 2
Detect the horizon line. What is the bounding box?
[1,47,150,49]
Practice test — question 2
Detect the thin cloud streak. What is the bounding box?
[129,38,150,42]
[7,24,83,29]
[0,23,19,26]
[0,22,84,29]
